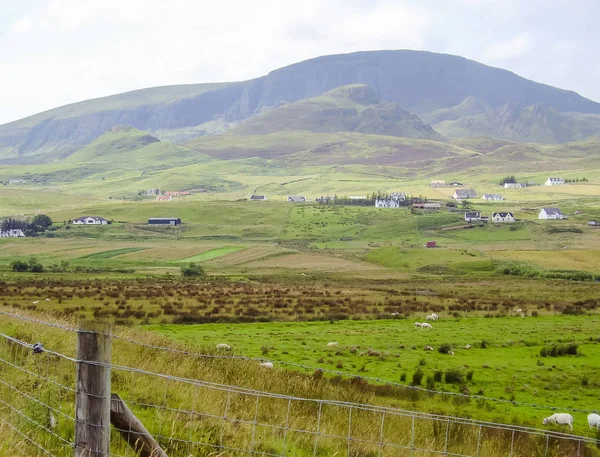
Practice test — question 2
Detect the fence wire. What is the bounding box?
[0,311,598,457]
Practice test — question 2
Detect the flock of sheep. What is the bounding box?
[214,312,598,433]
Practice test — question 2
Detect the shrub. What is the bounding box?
[433,371,443,382]
[10,260,29,272]
[28,258,44,273]
[466,370,474,382]
[444,368,464,384]
[411,369,425,386]
[400,373,407,382]
[540,343,579,357]
[426,376,435,390]
[181,263,205,278]
[438,343,453,354]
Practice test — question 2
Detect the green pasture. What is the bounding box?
[148,316,600,433]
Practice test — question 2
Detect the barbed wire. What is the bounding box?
[2,309,600,417]
[0,417,57,457]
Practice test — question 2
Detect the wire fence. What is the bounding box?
[0,310,598,457]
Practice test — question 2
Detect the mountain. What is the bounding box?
[435,102,600,143]
[2,49,600,163]
[232,84,442,140]
[420,97,491,125]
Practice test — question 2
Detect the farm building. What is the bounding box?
[464,212,482,222]
[545,177,565,186]
[453,189,477,200]
[425,241,437,248]
[250,195,267,201]
[413,203,441,210]
[504,183,526,189]
[72,216,108,225]
[0,229,25,238]
[588,221,599,227]
[539,208,565,220]
[482,194,504,201]
[491,212,515,223]
[156,195,172,202]
[450,181,463,187]
[288,196,306,203]
[164,191,190,196]
[430,180,445,188]
[148,217,181,226]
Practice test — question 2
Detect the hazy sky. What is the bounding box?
[0,0,598,124]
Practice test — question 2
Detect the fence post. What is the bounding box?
[75,321,111,457]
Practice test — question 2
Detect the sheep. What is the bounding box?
[391,312,400,316]
[425,314,436,321]
[542,413,573,430]
[259,362,274,369]
[448,351,455,355]
[421,323,433,329]
[326,342,339,347]
[414,322,423,327]
[45,298,50,302]
[424,345,434,351]
[463,344,471,349]
[514,308,522,313]
[588,413,600,429]
[431,313,439,320]
[32,300,39,304]
[215,344,231,350]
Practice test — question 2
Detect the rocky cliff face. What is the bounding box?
[2,49,600,162]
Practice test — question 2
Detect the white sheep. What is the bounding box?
[424,345,434,351]
[326,342,339,347]
[421,323,433,329]
[391,312,400,316]
[448,351,455,355]
[542,413,573,430]
[463,344,471,349]
[425,314,435,321]
[431,313,439,320]
[414,322,423,327]
[32,300,39,304]
[215,343,231,350]
[588,413,600,429]
[259,362,274,369]
[514,308,522,313]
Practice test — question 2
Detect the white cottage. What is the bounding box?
[538,207,565,220]
[0,229,25,238]
[72,216,108,225]
[375,199,399,208]
[482,194,504,201]
[491,212,515,223]
[545,177,564,186]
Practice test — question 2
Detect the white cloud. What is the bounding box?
[481,33,535,63]
[7,15,32,34]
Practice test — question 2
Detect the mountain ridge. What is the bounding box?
[2,49,600,163]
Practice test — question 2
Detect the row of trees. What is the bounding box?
[1,214,53,236]
[564,177,588,183]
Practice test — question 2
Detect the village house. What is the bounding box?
[348,196,367,200]
[164,191,190,196]
[425,241,437,248]
[72,216,108,225]
[453,189,477,200]
[545,177,565,186]
[144,188,160,195]
[148,217,181,226]
[464,211,482,222]
[588,221,599,227]
[539,207,565,220]
[450,181,464,187]
[287,196,306,203]
[503,183,526,189]
[430,180,446,188]
[250,195,267,201]
[316,196,335,203]
[156,195,172,202]
[390,192,407,201]
[375,199,399,208]
[482,194,504,201]
[491,212,515,223]
[0,229,25,238]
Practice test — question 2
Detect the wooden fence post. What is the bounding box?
[75,321,111,457]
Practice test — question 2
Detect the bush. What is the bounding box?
[466,370,474,382]
[433,371,443,382]
[444,368,464,384]
[181,263,205,278]
[438,343,453,354]
[10,260,29,272]
[411,369,425,386]
[28,258,44,273]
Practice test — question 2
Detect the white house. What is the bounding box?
[0,229,25,238]
[504,183,526,189]
[430,180,445,188]
[545,177,565,186]
[482,193,504,201]
[491,212,515,223]
[288,196,306,203]
[453,189,477,200]
[72,216,108,225]
[250,195,267,201]
[375,199,400,208]
[390,192,407,201]
[539,207,565,220]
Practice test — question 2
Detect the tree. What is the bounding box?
[28,258,44,273]
[31,214,53,231]
[181,263,205,278]
[10,260,29,272]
